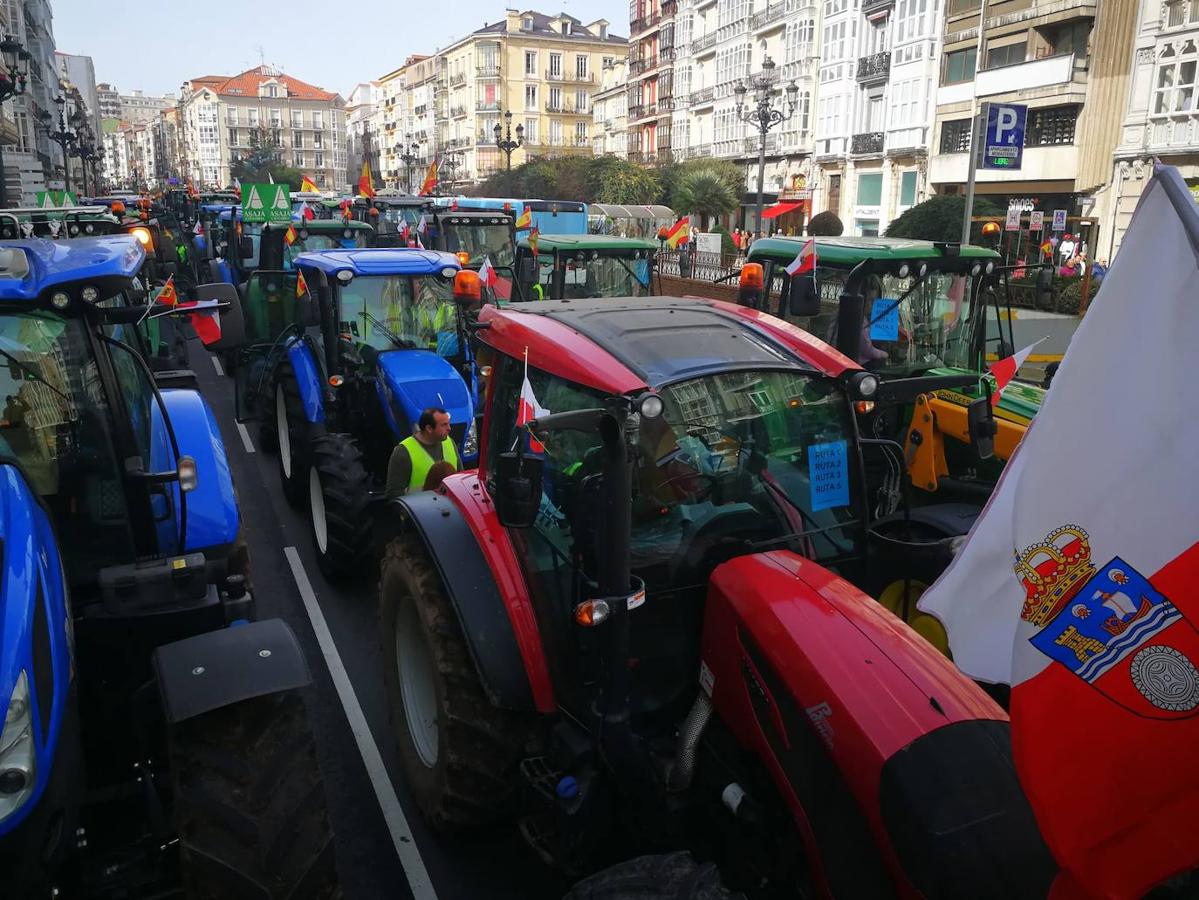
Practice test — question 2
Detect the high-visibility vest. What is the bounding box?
[400,435,460,492]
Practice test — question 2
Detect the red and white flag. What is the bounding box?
[517,349,549,453]
[478,255,498,289]
[988,337,1047,406]
[918,163,1199,899]
[784,238,816,276]
[177,298,222,344]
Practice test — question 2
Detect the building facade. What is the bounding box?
[55,51,99,138]
[118,89,172,125]
[96,82,120,120]
[4,0,62,203]
[179,66,346,189]
[346,81,379,192]
[626,0,678,163]
[592,58,630,156]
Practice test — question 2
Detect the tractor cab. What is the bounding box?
[191,203,238,283]
[369,196,430,246]
[0,206,122,241]
[513,234,658,300]
[423,208,516,295]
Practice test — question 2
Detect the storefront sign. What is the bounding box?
[1052,209,1068,231]
[1029,211,1044,231]
[1005,207,1022,231]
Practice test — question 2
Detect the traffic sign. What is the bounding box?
[1052,209,1067,231]
[978,101,1026,171]
[1029,211,1044,231]
[1005,207,1021,231]
[241,183,291,224]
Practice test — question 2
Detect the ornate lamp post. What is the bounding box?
[493,110,523,171]
[0,35,30,207]
[50,93,80,194]
[399,139,419,194]
[439,153,461,194]
[734,56,798,238]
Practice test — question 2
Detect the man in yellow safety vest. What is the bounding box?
[385,407,461,497]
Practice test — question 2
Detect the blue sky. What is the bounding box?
[51,0,630,99]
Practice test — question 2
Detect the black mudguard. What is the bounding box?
[152,618,311,724]
[392,491,536,711]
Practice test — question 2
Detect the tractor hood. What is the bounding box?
[376,349,472,438]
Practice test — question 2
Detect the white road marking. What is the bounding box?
[211,354,224,377]
[283,547,439,900]
[235,421,256,454]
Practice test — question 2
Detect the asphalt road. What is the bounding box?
[191,343,561,900]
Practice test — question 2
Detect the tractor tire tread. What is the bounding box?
[276,364,310,508]
[310,433,374,580]
[564,853,744,900]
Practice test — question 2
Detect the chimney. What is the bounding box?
[505,8,521,32]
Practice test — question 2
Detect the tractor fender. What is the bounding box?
[0,462,74,839]
[701,551,1047,897]
[159,389,240,552]
[152,618,311,724]
[388,477,554,713]
[287,341,326,425]
[374,349,472,442]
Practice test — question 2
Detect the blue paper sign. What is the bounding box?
[869,299,900,341]
[809,440,849,512]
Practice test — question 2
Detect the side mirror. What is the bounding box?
[517,255,536,287]
[298,287,321,328]
[239,236,254,260]
[493,451,543,528]
[967,396,997,460]
[193,282,245,350]
[788,275,821,317]
[1035,266,1054,308]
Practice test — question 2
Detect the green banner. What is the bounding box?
[35,190,79,208]
[241,183,291,224]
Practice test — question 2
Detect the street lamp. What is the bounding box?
[50,93,80,195]
[399,138,419,194]
[72,128,96,198]
[439,153,461,194]
[493,110,523,171]
[0,34,30,207]
[734,56,798,238]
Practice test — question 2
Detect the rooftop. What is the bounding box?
[187,66,339,102]
[293,248,460,277]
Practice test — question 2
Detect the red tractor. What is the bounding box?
[378,296,1055,897]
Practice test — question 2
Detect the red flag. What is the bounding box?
[302,202,315,221]
[177,299,222,344]
[400,221,411,245]
[528,226,539,257]
[156,276,178,307]
[784,239,816,276]
[478,255,498,288]
[517,349,548,453]
[988,338,1047,406]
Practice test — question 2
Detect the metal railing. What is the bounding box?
[744,133,781,155]
[449,72,466,85]
[692,33,717,52]
[691,86,714,104]
[475,100,501,111]
[476,65,501,78]
[851,131,885,155]
[856,51,891,81]
[658,248,742,282]
[752,3,787,29]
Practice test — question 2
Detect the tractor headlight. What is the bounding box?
[0,671,36,825]
[50,292,71,310]
[463,419,478,457]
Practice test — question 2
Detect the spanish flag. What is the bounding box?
[528,226,539,257]
[157,275,178,307]
[300,174,319,193]
[296,269,310,298]
[665,217,689,249]
[285,224,298,246]
[514,207,532,230]
[419,158,438,196]
[358,161,376,199]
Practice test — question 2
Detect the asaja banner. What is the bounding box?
[241,183,291,224]
[35,190,79,208]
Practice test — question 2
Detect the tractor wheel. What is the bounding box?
[867,521,956,658]
[275,363,311,509]
[308,433,373,581]
[378,534,531,831]
[564,853,743,900]
[169,690,340,899]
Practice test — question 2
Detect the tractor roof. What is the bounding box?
[478,296,856,394]
[435,210,514,227]
[517,234,658,253]
[749,235,1001,266]
[0,236,145,301]
[295,219,374,233]
[293,247,460,278]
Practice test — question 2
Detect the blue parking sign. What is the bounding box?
[979,102,1026,171]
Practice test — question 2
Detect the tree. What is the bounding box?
[230,126,302,189]
[588,157,661,205]
[807,211,844,236]
[885,194,1004,243]
[671,169,737,230]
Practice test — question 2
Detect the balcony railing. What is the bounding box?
[546,70,595,83]
[660,46,678,62]
[862,0,894,11]
[751,2,787,30]
[692,33,716,52]
[446,137,472,149]
[476,132,495,145]
[449,72,466,85]
[545,101,590,114]
[851,131,885,155]
[628,150,658,164]
[629,58,646,76]
[451,106,467,118]
[661,0,679,14]
[629,104,645,119]
[856,51,891,81]
[476,65,501,78]
[476,100,501,111]
[691,86,714,104]
[743,133,781,155]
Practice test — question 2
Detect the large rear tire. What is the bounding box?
[564,853,743,900]
[378,534,530,831]
[169,691,340,899]
[309,433,373,581]
[275,363,311,509]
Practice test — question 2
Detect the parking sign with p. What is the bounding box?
[978,102,1027,171]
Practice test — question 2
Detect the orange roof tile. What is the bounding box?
[210,66,337,101]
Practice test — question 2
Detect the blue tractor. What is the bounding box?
[214,248,479,580]
[0,237,338,896]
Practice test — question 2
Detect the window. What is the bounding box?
[856,219,880,237]
[226,107,239,125]
[794,90,811,131]
[313,131,323,148]
[525,117,538,143]
[943,47,977,84]
[294,152,304,168]
[526,85,538,109]
[857,172,883,207]
[550,53,562,77]
[603,56,615,68]
[550,119,563,144]
[315,152,324,167]
[550,87,562,110]
[940,117,972,153]
[523,15,533,29]
[247,108,259,127]
[899,170,918,207]
[293,130,303,148]
[228,128,238,146]
[894,0,928,44]
[1025,105,1080,145]
[270,108,282,127]
[576,55,588,78]
[292,110,303,127]
[1153,55,1198,114]
[986,41,1026,69]
[526,50,538,75]
[575,90,588,111]
[822,21,849,63]
[785,18,815,61]
[889,78,923,127]
[313,111,324,129]
[824,0,847,14]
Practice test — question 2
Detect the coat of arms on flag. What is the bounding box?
[1017,526,1199,718]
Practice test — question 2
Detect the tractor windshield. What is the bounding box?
[0,309,138,578]
[285,231,370,260]
[534,252,653,299]
[337,274,458,354]
[442,223,514,267]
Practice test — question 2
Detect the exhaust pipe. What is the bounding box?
[668,691,713,792]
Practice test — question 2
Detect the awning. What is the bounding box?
[761,201,804,219]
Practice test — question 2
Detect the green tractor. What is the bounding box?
[513,234,659,300]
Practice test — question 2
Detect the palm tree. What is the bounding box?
[673,170,737,231]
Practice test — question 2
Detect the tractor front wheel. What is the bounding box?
[169,690,340,899]
[275,364,311,509]
[565,853,743,900]
[309,433,373,581]
[378,534,530,831]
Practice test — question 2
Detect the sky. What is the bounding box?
[51,0,630,100]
